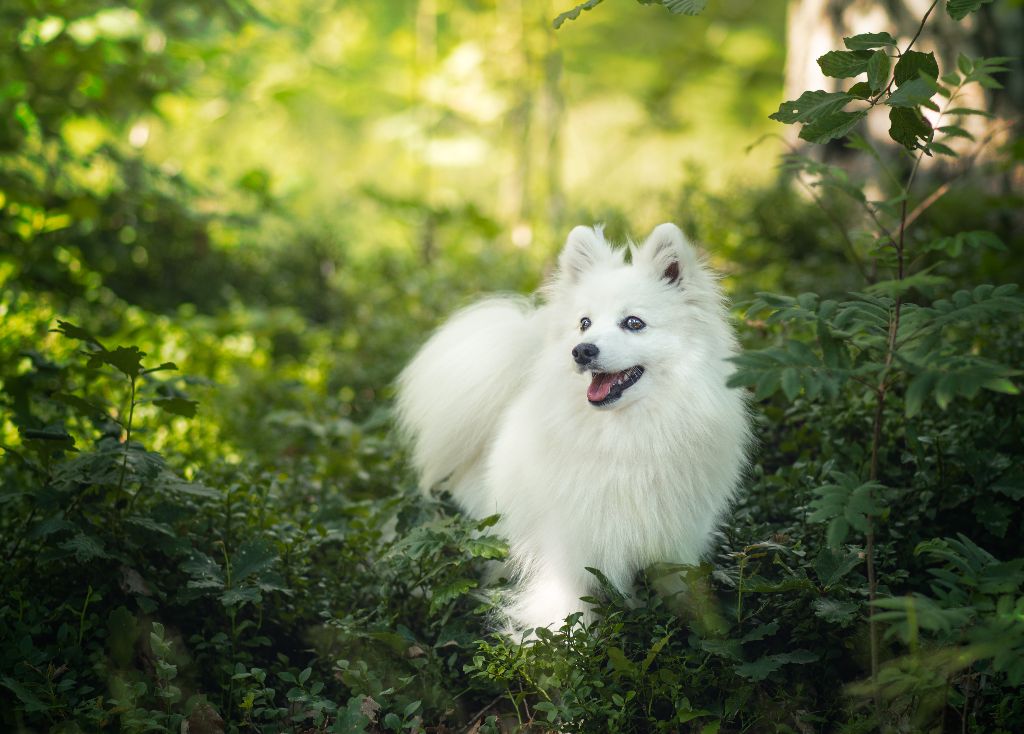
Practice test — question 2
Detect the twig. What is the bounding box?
[865,95,931,727]
[862,199,901,252]
[4,506,37,565]
[904,180,951,230]
[116,375,137,506]
[460,695,504,733]
[905,117,1020,230]
[794,174,872,282]
[783,141,897,279]
[904,0,940,56]
[867,0,940,107]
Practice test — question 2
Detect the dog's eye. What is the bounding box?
[622,316,646,331]
[579,317,592,331]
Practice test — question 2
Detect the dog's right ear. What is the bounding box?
[557,225,614,283]
[635,223,698,288]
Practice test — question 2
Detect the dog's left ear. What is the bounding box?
[635,223,697,287]
[557,225,616,283]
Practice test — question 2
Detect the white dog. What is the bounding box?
[396,223,750,631]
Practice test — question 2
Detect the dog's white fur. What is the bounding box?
[396,223,750,631]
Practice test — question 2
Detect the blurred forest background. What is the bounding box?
[2,1,1023,732]
[1,0,799,440]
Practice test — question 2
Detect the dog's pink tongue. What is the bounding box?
[587,372,617,402]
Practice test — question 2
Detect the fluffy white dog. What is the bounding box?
[396,223,750,631]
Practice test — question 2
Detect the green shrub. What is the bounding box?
[2,1,1022,732]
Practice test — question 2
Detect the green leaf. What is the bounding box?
[52,392,109,419]
[846,82,873,99]
[18,428,77,468]
[941,71,962,86]
[125,516,176,538]
[799,110,868,144]
[818,323,851,374]
[923,231,1006,256]
[812,598,860,625]
[813,547,862,588]
[957,52,973,75]
[929,141,958,157]
[946,0,994,21]
[888,106,933,150]
[972,74,1002,90]
[183,552,225,590]
[872,594,974,642]
[232,539,279,582]
[88,346,146,379]
[607,646,637,675]
[430,578,477,613]
[735,650,818,681]
[700,638,742,661]
[817,50,873,78]
[552,0,605,29]
[780,367,801,400]
[930,285,1023,329]
[769,90,854,124]
[152,397,199,418]
[865,270,950,297]
[27,515,74,540]
[465,535,508,560]
[894,51,939,86]
[866,50,891,92]
[62,533,110,562]
[741,575,816,594]
[221,587,261,607]
[677,710,714,724]
[142,361,178,375]
[333,696,370,728]
[753,369,781,400]
[905,372,937,418]
[982,377,1019,395]
[741,622,779,643]
[885,76,937,109]
[1,675,51,712]
[937,124,974,140]
[827,517,850,548]
[160,476,222,499]
[663,0,709,15]
[641,632,672,674]
[845,486,880,531]
[811,474,886,546]
[843,32,896,50]
[905,357,1021,415]
[475,514,501,530]
[52,320,102,346]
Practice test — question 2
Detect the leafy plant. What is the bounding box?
[554,0,709,29]
[726,0,1022,727]
[2,1,1021,732]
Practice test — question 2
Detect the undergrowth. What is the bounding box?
[3,1,1023,732]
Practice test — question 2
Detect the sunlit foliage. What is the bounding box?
[2,0,1022,732]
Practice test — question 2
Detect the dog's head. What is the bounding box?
[549,223,721,410]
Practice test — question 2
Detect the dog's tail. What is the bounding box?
[396,296,538,503]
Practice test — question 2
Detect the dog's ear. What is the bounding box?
[557,225,615,282]
[636,223,697,287]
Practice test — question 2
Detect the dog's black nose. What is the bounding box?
[572,342,599,366]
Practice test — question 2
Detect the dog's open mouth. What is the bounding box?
[587,366,645,406]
